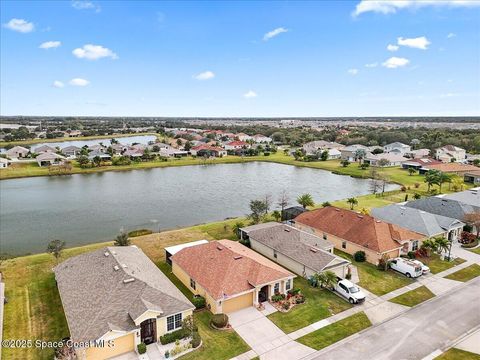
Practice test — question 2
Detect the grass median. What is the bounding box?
[389,286,435,307]
[445,264,480,282]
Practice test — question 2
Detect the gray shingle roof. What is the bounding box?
[441,188,480,208]
[372,204,465,237]
[242,223,349,273]
[54,246,193,343]
[404,197,479,222]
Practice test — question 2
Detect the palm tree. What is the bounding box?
[315,271,337,289]
[347,197,358,210]
[297,193,314,209]
[420,238,437,257]
[424,170,441,192]
[114,231,130,246]
[272,210,281,222]
[407,167,416,176]
[433,237,450,256]
[438,172,451,193]
[232,221,245,239]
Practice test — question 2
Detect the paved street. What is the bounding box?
[305,277,480,360]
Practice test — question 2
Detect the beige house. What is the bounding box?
[5,145,29,159]
[435,145,466,163]
[54,246,194,360]
[294,207,425,265]
[240,222,350,279]
[171,240,295,314]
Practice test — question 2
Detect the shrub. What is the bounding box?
[400,186,407,192]
[407,251,416,259]
[211,313,229,328]
[295,294,305,304]
[127,229,153,237]
[190,331,201,348]
[288,288,301,296]
[463,224,474,233]
[354,251,366,262]
[282,301,290,310]
[160,328,189,344]
[137,343,147,354]
[192,296,206,309]
[271,294,285,302]
[345,272,352,280]
[264,152,270,156]
[414,182,420,188]
[460,231,477,244]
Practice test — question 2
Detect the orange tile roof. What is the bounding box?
[171,240,293,300]
[424,163,479,173]
[295,207,424,253]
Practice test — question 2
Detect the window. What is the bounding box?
[342,241,347,249]
[190,278,196,290]
[412,241,419,251]
[167,313,183,332]
[274,283,280,294]
[273,250,277,259]
[285,279,291,291]
[323,233,327,240]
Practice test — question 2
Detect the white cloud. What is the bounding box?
[69,78,90,86]
[193,71,215,81]
[387,44,399,52]
[348,68,359,75]
[382,57,410,69]
[243,90,257,99]
[447,32,456,38]
[353,0,480,17]
[365,62,378,68]
[3,18,34,33]
[263,27,288,41]
[72,44,118,60]
[39,41,61,49]
[52,80,64,88]
[72,1,101,12]
[397,36,430,50]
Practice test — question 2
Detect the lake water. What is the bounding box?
[0,162,398,255]
[2,135,157,152]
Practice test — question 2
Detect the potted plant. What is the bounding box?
[164,350,170,358]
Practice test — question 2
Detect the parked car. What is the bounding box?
[412,260,430,275]
[389,257,423,278]
[334,278,366,304]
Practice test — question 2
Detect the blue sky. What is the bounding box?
[1,0,479,117]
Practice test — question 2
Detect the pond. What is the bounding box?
[0,162,398,255]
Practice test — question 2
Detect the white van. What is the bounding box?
[389,258,423,278]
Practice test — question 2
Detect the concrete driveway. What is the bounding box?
[229,307,315,359]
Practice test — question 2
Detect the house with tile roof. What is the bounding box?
[420,162,479,176]
[364,153,409,167]
[54,246,194,360]
[240,222,350,279]
[435,145,466,163]
[294,207,425,265]
[224,140,251,150]
[5,145,29,159]
[171,240,295,313]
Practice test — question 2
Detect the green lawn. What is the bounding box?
[469,247,480,255]
[435,348,480,360]
[267,277,352,333]
[445,264,480,282]
[389,286,435,307]
[421,255,466,274]
[334,250,414,296]
[179,311,250,360]
[296,312,371,350]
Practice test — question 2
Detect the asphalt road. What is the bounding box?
[305,277,480,360]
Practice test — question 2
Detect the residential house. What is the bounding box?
[372,204,465,243]
[464,170,480,185]
[66,130,82,137]
[5,146,29,159]
[406,148,430,159]
[436,145,466,163]
[252,134,272,143]
[294,207,425,265]
[340,144,369,162]
[466,153,480,165]
[34,144,57,153]
[54,246,194,360]
[224,141,250,151]
[302,141,344,156]
[190,145,227,157]
[88,144,106,153]
[36,152,66,167]
[171,240,295,313]
[61,145,82,158]
[420,162,479,176]
[236,133,252,142]
[240,223,350,279]
[401,158,442,172]
[164,240,209,266]
[281,206,308,222]
[159,148,189,157]
[441,188,480,208]
[0,157,9,168]
[111,143,128,154]
[88,151,112,161]
[383,142,411,156]
[364,153,408,167]
[123,148,144,159]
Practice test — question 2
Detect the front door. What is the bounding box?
[258,285,269,303]
[140,318,156,345]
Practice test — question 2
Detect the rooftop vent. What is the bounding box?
[111,250,117,255]
[358,215,364,219]
[233,256,243,260]
[122,264,127,268]
[113,265,119,271]
[375,220,381,223]
[104,252,109,257]
[335,208,340,212]
[217,245,224,251]
[284,228,290,232]
[310,248,318,253]
[123,278,135,284]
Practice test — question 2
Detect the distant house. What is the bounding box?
[159,148,189,157]
[171,240,295,313]
[122,149,143,159]
[240,222,350,279]
[36,152,66,167]
[436,145,466,163]
[0,157,10,168]
[464,170,480,185]
[88,144,106,153]
[61,145,82,158]
[407,148,430,159]
[252,134,272,143]
[88,151,111,161]
[224,141,250,151]
[383,142,411,156]
[190,145,227,157]
[236,133,252,142]
[302,141,344,156]
[441,188,480,208]
[364,153,408,167]
[372,204,465,242]
[54,246,194,359]
[401,158,442,172]
[5,146,29,159]
[340,144,369,162]
[66,130,82,137]
[34,144,57,153]
[281,206,308,221]
[420,162,479,176]
[295,207,425,265]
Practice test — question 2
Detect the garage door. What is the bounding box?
[222,292,254,313]
[86,333,134,360]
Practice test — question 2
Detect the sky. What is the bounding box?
[1,0,479,117]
